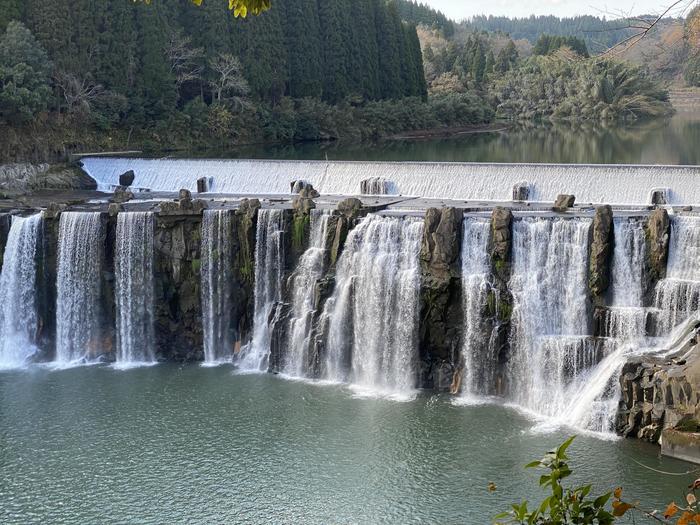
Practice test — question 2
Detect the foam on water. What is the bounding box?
[82,157,700,205]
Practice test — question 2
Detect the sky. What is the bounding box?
[421,0,689,20]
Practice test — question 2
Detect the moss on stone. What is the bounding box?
[191,258,201,274]
[292,213,310,251]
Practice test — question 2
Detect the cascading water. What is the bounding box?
[0,214,42,369]
[562,217,649,433]
[201,210,235,364]
[602,218,649,341]
[55,212,104,364]
[655,216,700,333]
[459,217,493,396]
[321,215,423,398]
[507,217,593,418]
[283,210,330,378]
[115,212,156,366]
[238,209,285,372]
[81,157,700,205]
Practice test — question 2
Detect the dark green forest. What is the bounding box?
[2,0,485,160]
[0,0,682,161]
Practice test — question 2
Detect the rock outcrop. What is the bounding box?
[418,207,463,391]
[645,208,670,290]
[154,212,204,361]
[0,163,97,196]
[617,344,700,443]
[111,186,134,204]
[119,170,135,187]
[553,194,576,211]
[512,182,529,201]
[360,177,392,195]
[231,199,261,350]
[588,205,614,302]
[488,207,514,393]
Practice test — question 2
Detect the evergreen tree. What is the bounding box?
[407,24,427,99]
[133,1,177,119]
[376,1,403,99]
[0,21,52,122]
[0,0,22,33]
[485,50,495,75]
[471,42,486,85]
[97,1,139,94]
[495,40,518,73]
[318,0,350,103]
[284,0,322,98]
[348,0,380,99]
[25,0,73,72]
[237,8,287,103]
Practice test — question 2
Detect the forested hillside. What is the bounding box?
[0,0,680,162]
[2,0,495,161]
[464,15,647,53]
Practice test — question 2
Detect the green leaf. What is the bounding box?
[594,492,612,509]
[556,435,576,460]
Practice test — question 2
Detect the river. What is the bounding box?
[205,112,700,166]
[2,115,699,524]
[0,365,690,524]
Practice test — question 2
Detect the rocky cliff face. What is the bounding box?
[0,163,96,196]
[617,337,700,443]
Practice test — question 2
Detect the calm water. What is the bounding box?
[0,365,691,524]
[215,113,700,165]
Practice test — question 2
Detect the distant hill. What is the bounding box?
[462,14,682,54]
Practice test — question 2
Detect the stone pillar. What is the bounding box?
[553,194,576,212]
[153,212,205,362]
[588,205,614,304]
[418,207,463,391]
[488,207,514,395]
[37,209,61,360]
[512,181,529,201]
[646,208,670,289]
[232,199,261,348]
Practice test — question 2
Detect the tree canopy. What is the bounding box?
[138,0,271,17]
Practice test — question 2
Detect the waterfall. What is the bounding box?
[55,212,104,364]
[82,157,700,205]
[115,212,156,366]
[459,217,492,396]
[603,218,648,341]
[283,210,331,378]
[655,216,700,333]
[321,215,423,398]
[0,214,42,369]
[201,210,234,364]
[507,217,593,418]
[238,209,286,372]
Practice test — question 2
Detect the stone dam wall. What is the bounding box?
[1,183,699,447]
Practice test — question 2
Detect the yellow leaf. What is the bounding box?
[666,502,681,519]
[613,487,623,499]
[679,511,695,525]
[612,500,633,517]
